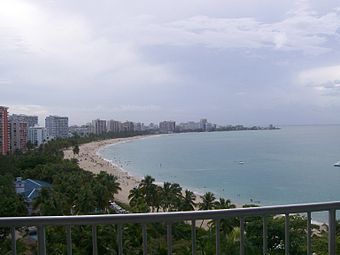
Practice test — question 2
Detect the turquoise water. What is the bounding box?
[98,126,340,208]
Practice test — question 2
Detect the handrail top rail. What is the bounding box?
[1,200,339,227]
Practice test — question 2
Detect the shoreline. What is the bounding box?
[64,136,147,205]
[63,135,331,226]
[64,135,208,207]
[64,135,247,209]
[64,134,215,212]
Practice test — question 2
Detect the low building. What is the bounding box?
[15,177,51,215]
[69,125,91,137]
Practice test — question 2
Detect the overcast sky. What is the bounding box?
[1,0,340,126]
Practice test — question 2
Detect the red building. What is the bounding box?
[0,106,9,155]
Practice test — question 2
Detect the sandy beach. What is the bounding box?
[64,135,205,209]
[64,136,146,205]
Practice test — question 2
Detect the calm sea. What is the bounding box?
[98,126,340,209]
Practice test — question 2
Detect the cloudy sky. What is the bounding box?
[1,0,340,126]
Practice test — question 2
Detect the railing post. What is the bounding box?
[142,224,147,255]
[66,225,72,255]
[117,224,123,255]
[37,225,46,255]
[328,209,336,255]
[216,219,220,255]
[167,223,172,255]
[191,220,196,255]
[240,217,245,255]
[307,212,311,255]
[285,213,289,255]
[11,227,16,255]
[262,216,268,255]
[92,224,98,255]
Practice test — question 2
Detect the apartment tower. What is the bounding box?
[0,106,9,155]
[45,116,69,139]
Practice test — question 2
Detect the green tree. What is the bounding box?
[179,190,196,211]
[72,144,80,156]
[139,175,157,211]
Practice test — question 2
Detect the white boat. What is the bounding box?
[334,161,340,167]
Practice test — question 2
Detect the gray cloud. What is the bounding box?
[1,0,340,125]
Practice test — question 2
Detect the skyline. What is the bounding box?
[1,0,340,125]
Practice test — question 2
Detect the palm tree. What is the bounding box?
[73,144,80,156]
[139,175,157,211]
[199,192,216,210]
[208,197,238,237]
[180,190,196,211]
[96,171,121,198]
[160,182,172,211]
[199,192,216,228]
[214,198,236,209]
[128,186,144,208]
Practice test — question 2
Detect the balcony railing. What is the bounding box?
[1,201,339,255]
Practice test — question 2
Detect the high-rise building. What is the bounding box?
[9,120,28,152]
[107,120,122,133]
[28,126,48,146]
[159,121,176,133]
[133,122,144,132]
[0,106,9,155]
[91,119,107,135]
[122,121,134,132]
[45,116,69,138]
[200,119,208,131]
[10,114,38,127]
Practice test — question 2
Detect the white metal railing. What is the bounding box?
[1,201,339,255]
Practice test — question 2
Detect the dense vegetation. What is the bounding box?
[0,133,339,254]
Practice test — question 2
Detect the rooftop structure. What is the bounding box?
[14,177,51,215]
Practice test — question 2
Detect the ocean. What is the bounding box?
[98,125,340,210]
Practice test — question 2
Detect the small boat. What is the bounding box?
[239,161,245,165]
[334,161,340,167]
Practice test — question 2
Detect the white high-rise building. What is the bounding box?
[91,119,107,135]
[200,119,208,131]
[159,121,176,133]
[45,116,69,139]
[107,120,122,133]
[28,126,48,146]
